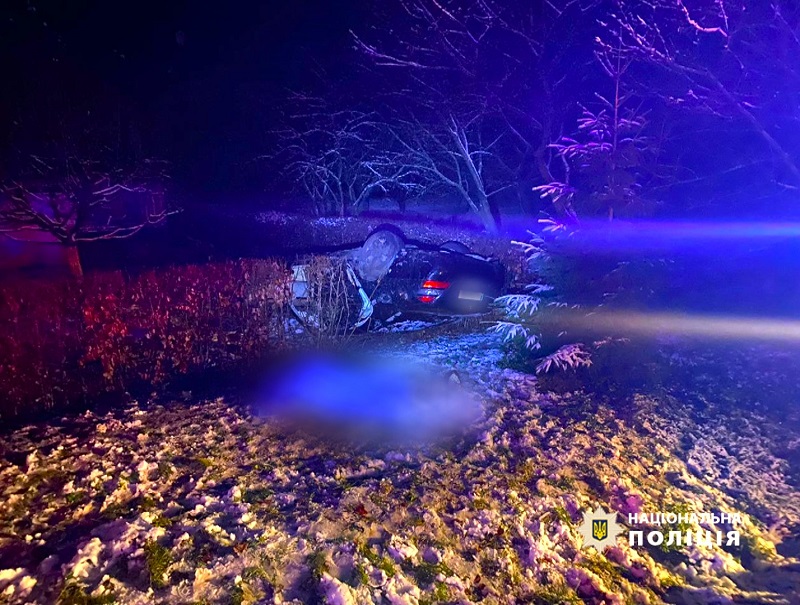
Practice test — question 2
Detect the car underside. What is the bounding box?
[289,228,506,332]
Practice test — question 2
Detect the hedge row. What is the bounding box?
[0,259,290,419]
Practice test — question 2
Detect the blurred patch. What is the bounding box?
[255,352,481,446]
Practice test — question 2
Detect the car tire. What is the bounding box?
[356,228,404,281]
[440,241,470,254]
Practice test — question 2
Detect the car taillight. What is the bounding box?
[417,279,450,303]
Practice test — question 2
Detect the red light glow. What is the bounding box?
[421,280,450,290]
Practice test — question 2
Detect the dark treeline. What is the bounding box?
[3,1,800,226]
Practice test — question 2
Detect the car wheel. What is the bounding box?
[440,241,470,254]
[356,228,404,281]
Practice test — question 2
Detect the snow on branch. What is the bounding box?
[535,343,592,373]
[1,156,171,244]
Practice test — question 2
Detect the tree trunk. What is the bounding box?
[66,245,84,278]
[449,130,499,233]
[475,192,499,234]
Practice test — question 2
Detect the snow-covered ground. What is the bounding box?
[1,331,799,604]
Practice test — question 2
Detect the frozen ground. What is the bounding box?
[1,330,799,604]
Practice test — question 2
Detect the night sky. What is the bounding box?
[1,0,364,195]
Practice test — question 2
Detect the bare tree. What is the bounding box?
[1,156,170,276]
[274,86,524,230]
[350,0,605,223]
[268,1,608,225]
[272,95,424,216]
[604,0,800,193]
[382,108,519,231]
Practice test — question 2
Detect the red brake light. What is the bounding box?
[418,295,437,304]
[421,280,450,290]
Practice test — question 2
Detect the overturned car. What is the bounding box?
[289,228,505,332]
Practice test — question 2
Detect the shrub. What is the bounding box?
[494,220,672,395]
[0,259,290,419]
[491,223,571,368]
[492,219,617,377]
[289,255,366,345]
[0,278,85,413]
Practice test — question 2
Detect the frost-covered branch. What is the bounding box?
[1,157,171,245]
[535,343,592,373]
[270,102,424,216]
[602,0,800,189]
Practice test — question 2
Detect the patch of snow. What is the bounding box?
[387,536,418,563]
[320,573,358,605]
